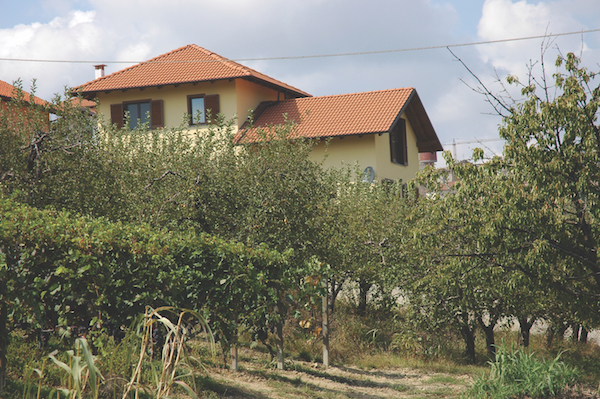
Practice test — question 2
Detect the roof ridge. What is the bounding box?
[278,87,414,103]
[77,44,195,89]
[185,44,253,76]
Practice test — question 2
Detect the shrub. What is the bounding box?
[466,344,579,399]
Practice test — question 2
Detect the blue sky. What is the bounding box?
[1,0,599,163]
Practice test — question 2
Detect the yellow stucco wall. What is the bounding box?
[235,79,281,127]
[310,115,420,182]
[310,135,377,175]
[95,78,287,132]
[94,83,422,183]
[95,80,238,130]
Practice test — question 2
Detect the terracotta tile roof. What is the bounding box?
[235,88,443,153]
[77,44,310,98]
[66,97,97,113]
[0,79,47,106]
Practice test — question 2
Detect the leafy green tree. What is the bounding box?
[323,173,412,315]
[408,51,600,361]
[499,52,600,300]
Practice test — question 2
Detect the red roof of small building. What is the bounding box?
[77,44,310,98]
[0,79,47,106]
[235,88,443,153]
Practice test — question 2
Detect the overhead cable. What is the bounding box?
[0,27,599,65]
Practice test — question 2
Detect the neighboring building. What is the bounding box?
[76,44,442,182]
[0,79,47,106]
[68,97,97,114]
[235,88,442,182]
[0,79,49,127]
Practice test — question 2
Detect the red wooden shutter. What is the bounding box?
[150,100,164,129]
[204,94,220,123]
[110,103,124,128]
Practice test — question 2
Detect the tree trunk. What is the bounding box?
[477,316,496,357]
[580,326,588,343]
[545,325,556,348]
[460,324,476,364]
[329,276,345,314]
[0,278,7,390]
[570,324,581,343]
[275,319,284,370]
[322,292,329,369]
[518,317,535,347]
[357,279,370,315]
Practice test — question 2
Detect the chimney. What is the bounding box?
[419,151,437,170]
[94,64,106,79]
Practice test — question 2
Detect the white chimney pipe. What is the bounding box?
[94,64,106,79]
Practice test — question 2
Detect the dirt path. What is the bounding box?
[205,354,472,398]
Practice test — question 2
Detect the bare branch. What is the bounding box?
[447,47,513,117]
[145,170,188,190]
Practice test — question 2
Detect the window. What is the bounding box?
[187,94,220,125]
[390,118,408,166]
[110,99,163,130]
[125,101,150,129]
[189,96,205,124]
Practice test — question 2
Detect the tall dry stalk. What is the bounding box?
[121,306,213,399]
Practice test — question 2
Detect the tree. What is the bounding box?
[323,173,412,315]
[408,50,600,361]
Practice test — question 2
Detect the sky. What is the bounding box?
[1,0,600,164]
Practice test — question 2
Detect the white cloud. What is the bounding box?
[0,10,103,97]
[477,0,591,77]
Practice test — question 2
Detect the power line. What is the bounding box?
[442,138,504,146]
[0,28,599,65]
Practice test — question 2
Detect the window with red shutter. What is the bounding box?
[112,99,163,130]
[187,94,220,125]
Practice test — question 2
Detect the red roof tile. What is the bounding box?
[67,97,97,112]
[0,79,47,106]
[235,88,443,152]
[77,44,310,98]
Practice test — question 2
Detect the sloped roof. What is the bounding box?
[66,97,97,113]
[235,88,443,153]
[0,79,47,106]
[77,44,310,98]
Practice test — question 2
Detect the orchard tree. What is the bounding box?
[323,172,413,315]
[410,49,600,360]
[461,50,600,319]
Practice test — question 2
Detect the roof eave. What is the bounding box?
[77,77,234,98]
[78,76,310,100]
[390,89,443,153]
[241,76,311,99]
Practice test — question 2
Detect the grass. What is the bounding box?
[465,344,580,399]
[4,302,600,398]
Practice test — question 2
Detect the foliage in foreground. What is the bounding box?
[466,345,580,399]
[12,307,211,399]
